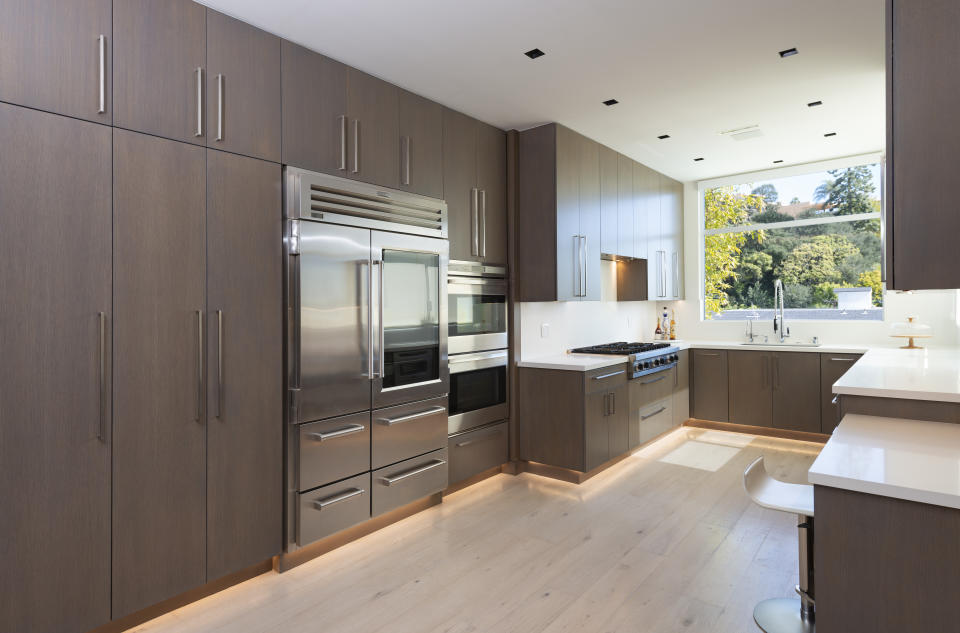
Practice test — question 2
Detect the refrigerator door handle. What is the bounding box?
[370,260,382,380]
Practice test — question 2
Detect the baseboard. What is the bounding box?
[684,418,829,444]
[274,492,443,572]
[517,452,631,485]
[443,465,506,495]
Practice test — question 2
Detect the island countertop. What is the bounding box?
[832,348,960,403]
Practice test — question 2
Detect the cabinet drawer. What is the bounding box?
[639,398,674,445]
[448,421,508,485]
[585,364,628,394]
[298,412,370,491]
[632,367,675,405]
[297,473,371,546]
[372,448,448,517]
[372,397,448,469]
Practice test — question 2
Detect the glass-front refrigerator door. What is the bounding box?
[371,230,449,409]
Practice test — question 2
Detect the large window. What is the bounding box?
[702,160,883,320]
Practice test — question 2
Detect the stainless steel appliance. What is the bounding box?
[569,342,680,379]
[447,260,507,355]
[284,168,450,551]
[448,349,508,434]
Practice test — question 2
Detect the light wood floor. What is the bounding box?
[131,428,821,633]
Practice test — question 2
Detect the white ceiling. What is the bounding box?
[198,0,886,182]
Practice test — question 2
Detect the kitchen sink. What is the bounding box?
[740,341,822,348]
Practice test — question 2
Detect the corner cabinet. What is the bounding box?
[516,123,601,301]
[886,0,960,290]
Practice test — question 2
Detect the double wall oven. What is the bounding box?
[447,261,508,435]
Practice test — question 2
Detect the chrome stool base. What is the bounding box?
[754,598,815,633]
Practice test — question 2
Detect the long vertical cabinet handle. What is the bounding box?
[195,67,203,137]
[97,35,106,114]
[215,74,224,142]
[216,310,223,418]
[660,251,667,298]
[672,251,679,298]
[352,119,360,173]
[470,189,480,256]
[573,236,581,297]
[196,310,203,422]
[479,190,487,258]
[582,235,588,297]
[338,116,347,171]
[402,136,411,185]
[98,312,106,441]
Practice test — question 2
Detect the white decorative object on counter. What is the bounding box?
[889,316,932,349]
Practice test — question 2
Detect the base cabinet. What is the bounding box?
[691,350,729,422]
[771,352,821,432]
[448,422,509,485]
[820,354,863,433]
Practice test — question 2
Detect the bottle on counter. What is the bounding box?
[654,315,663,339]
[669,309,677,341]
[661,307,670,340]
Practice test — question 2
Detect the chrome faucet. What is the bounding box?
[773,279,790,343]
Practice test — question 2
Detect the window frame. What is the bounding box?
[696,152,885,322]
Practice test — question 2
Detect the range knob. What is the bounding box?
[653,358,662,366]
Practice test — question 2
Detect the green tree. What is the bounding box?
[704,187,765,317]
[814,166,876,216]
[858,266,883,306]
[778,234,860,293]
[751,184,780,214]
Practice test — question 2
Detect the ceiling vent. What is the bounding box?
[720,124,764,141]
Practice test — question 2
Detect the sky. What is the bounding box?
[731,163,882,205]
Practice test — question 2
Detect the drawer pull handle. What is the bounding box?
[640,374,667,385]
[455,430,502,448]
[308,423,366,442]
[592,370,625,381]
[313,487,364,510]
[699,352,721,357]
[641,406,667,421]
[829,357,857,362]
[379,459,446,486]
[377,405,446,426]
[831,395,838,405]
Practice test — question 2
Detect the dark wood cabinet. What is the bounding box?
[0,103,112,633]
[728,351,772,427]
[442,107,478,262]
[887,0,960,290]
[346,68,399,188]
[205,151,283,580]
[0,0,112,124]
[113,0,206,144]
[585,380,628,472]
[476,121,508,265]
[820,353,863,433]
[516,123,600,301]
[691,349,729,422]
[398,89,443,198]
[771,352,821,433]
[112,129,207,618]
[281,41,348,176]
[599,145,619,256]
[206,9,281,162]
[673,350,691,426]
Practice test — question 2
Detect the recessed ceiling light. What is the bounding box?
[807,100,823,107]
[524,48,545,59]
[657,134,671,140]
[779,47,799,58]
[773,160,784,164]
[824,132,837,137]
[694,157,705,162]
[603,99,619,106]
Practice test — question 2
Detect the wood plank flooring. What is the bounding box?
[129,428,821,633]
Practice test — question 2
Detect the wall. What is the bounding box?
[518,260,659,359]
[673,181,960,349]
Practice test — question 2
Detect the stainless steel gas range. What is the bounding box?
[569,342,680,379]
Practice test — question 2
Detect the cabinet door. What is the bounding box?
[113,130,206,618]
[442,108,478,261]
[691,349,728,422]
[0,0,112,123]
[206,10,280,162]
[477,122,507,265]
[673,350,690,426]
[347,68,399,188]
[0,104,112,633]
[889,0,960,290]
[617,154,635,258]
[820,354,862,433]
[206,151,282,580]
[555,125,581,301]
[281,41,347,176]
[772,352,821,433]
[585,390,610,471]
[728,351,772,427]
[662,177,684,299]
[599,146,619,256]
[607,384,630,458]
[578,134,601,301]
[398,89,443,198]
[114,0,206,144]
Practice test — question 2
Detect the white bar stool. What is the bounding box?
[743,456,815,633]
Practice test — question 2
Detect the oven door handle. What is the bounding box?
[449,349,508,374]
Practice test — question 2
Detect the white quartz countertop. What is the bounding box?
[671,340,869,354]
[833,348,960,402]
[516,353,628,371]
[808,414,960,509]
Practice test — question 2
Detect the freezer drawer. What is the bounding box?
[372,448,448,517]
[638,398,675,446]
[448,421,508,485]
[298,412,371,491]
[297,473,371,546]
[371,396,448,469]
